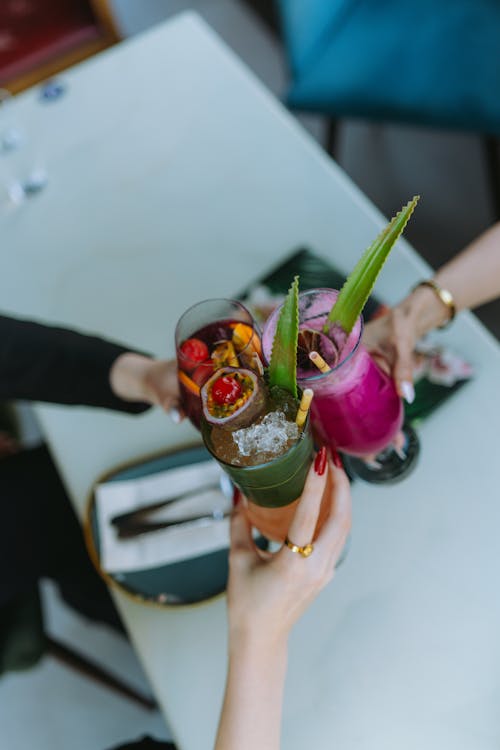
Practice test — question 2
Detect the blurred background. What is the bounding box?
[1,2,498,749]
[110,0,500,339]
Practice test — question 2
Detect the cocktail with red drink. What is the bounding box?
[175,299,260,429]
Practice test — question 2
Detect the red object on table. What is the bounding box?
[0,0,119,93]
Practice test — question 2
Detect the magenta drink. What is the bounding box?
[262,289,403,457]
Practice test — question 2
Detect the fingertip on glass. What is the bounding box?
[328,445,344,470]
[400,380,415,404]
[168,407,182,424]
[314,446,327,476]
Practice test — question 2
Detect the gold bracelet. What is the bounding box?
[412,280,456,329]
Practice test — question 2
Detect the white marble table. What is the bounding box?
[2,12,500,750]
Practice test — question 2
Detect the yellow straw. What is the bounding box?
[309,350,331,374]
[296,388,314,428]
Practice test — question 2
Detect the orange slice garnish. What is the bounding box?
[178,370,200,396]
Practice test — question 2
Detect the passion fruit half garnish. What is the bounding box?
[201,367,266,431]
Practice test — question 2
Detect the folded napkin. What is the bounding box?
[96,460,232,574]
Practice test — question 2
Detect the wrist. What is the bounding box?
[400,285,450,338]
[227,629,289,685]
[228,622,289,659]
[109,352,153,403]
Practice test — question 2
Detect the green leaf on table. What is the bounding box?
[268,275,299,398]
[325,195,420,334]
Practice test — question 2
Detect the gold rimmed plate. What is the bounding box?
[85,444,233,608]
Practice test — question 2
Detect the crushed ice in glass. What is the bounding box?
[232,411,299,457]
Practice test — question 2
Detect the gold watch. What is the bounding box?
[412,280,456,329]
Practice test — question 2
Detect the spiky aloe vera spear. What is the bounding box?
[268,275,299,398]
[325,195,420,343]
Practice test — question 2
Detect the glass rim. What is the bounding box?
[264,287,364,383]
[175,297,258,367]
[202,413,311,475]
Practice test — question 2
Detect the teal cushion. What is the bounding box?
[276,0,345,75]
[278,0,500,133]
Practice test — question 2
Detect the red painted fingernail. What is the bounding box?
[314,446,327,476]
[232,488,241,506]
[330,445,343,469]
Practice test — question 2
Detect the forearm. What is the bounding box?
[109,352,154,403]
[215,632,288,750]
[0,315,150,413]
[390,223,500,340]
[434,222,500,312]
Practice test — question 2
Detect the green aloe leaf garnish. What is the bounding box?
[325,195,420,334]
[268,275,299,398]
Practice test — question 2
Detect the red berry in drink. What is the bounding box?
[180,338,209,371]
[211,375,242,405]
[192,360,214,387]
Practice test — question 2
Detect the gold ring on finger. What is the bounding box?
[284,537,314,558]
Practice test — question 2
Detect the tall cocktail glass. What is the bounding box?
[262,289,405,459]
[175,299,259,430]
[202,410,313,541]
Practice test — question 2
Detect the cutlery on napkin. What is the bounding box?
[110,482,227,538]
[95,460,233,573]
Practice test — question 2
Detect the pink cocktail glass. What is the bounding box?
[262,289,403,457]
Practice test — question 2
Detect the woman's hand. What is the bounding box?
[363,307,419,403]
[215,450,351,750]
[227,448,351,644]
[364,220,500,391]
[109,354,183,420]
[140,358,183,416]
[363,282,450,402]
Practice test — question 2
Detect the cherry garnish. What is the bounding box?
[180,338,209,370]
[211,375,242,405]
